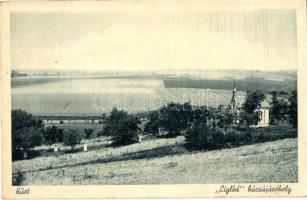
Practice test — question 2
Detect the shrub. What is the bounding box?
[211,128,226,149]
[185,123,226,150]
[244,129,252,143]
[225,129,241,145]
[13,171,25,186]
[63,129,83,150]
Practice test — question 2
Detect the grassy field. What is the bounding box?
[13,137,297,185]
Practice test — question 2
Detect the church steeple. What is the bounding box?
[230,83,237,110]
[233,83,236,97]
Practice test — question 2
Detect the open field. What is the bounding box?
[13,137,297,185]
[45,123,104,135]
[12,78,249,116]
[164,78,296,93]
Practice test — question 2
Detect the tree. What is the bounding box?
[12,109,43,160]
[242,90,265,114]
[288,90,297,128]
[17,127,42,151]
[43,126,63,146]
[84,128,94,139]
[57,128,64,142]
[239,110,261,128]
[63,129,83,151]
[216,107,237,131]
[102,108,141,145]
[191,106,212,124]
[12,109,43,134]
[158,102,193,137]
[240,90,265,127]
[269,91,289,124]
[144,111,160,135]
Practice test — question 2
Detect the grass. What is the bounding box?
[13,136,297,185]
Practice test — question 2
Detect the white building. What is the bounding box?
[230,84,270,127]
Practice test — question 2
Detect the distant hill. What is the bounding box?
[163,77,296,93]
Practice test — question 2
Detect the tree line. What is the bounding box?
[12,89,297,160]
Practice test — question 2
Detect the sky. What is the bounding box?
[11,9,297,71]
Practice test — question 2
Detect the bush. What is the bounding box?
[211,128,226,149]
[252,125,297,141]
[225,129,241,145]
[63,129,83,150]
[13,171,25,186]
[185,123,226,150]
[244,129,252,143]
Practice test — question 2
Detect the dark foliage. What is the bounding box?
[239,90,265,127]
[144,111,160,135]
[63,129,83,150]
[269,91,289,124]
[43,126,63,146]
[84,128,94,139]
[242,90,265,114]
[12,109,43,160]
[12,109,43,133]
[163,78,296,94]
[102,108,141,146]
[225,129,242,146]
[185,122,226,150]
[158,102,194,137]
[288,90,297,128]
[216,106,237,131]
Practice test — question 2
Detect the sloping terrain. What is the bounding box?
[13,137,298,185]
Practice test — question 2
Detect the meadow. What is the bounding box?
[13,137,297,184]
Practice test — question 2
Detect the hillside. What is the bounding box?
[13,137,297,185]
[163,78,296,93]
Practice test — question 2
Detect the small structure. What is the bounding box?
[83,143,88,152]
[54,144,59,152]
[23,151,27,159]
[230,84,270,127]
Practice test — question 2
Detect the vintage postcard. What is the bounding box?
[1,0,306,198]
